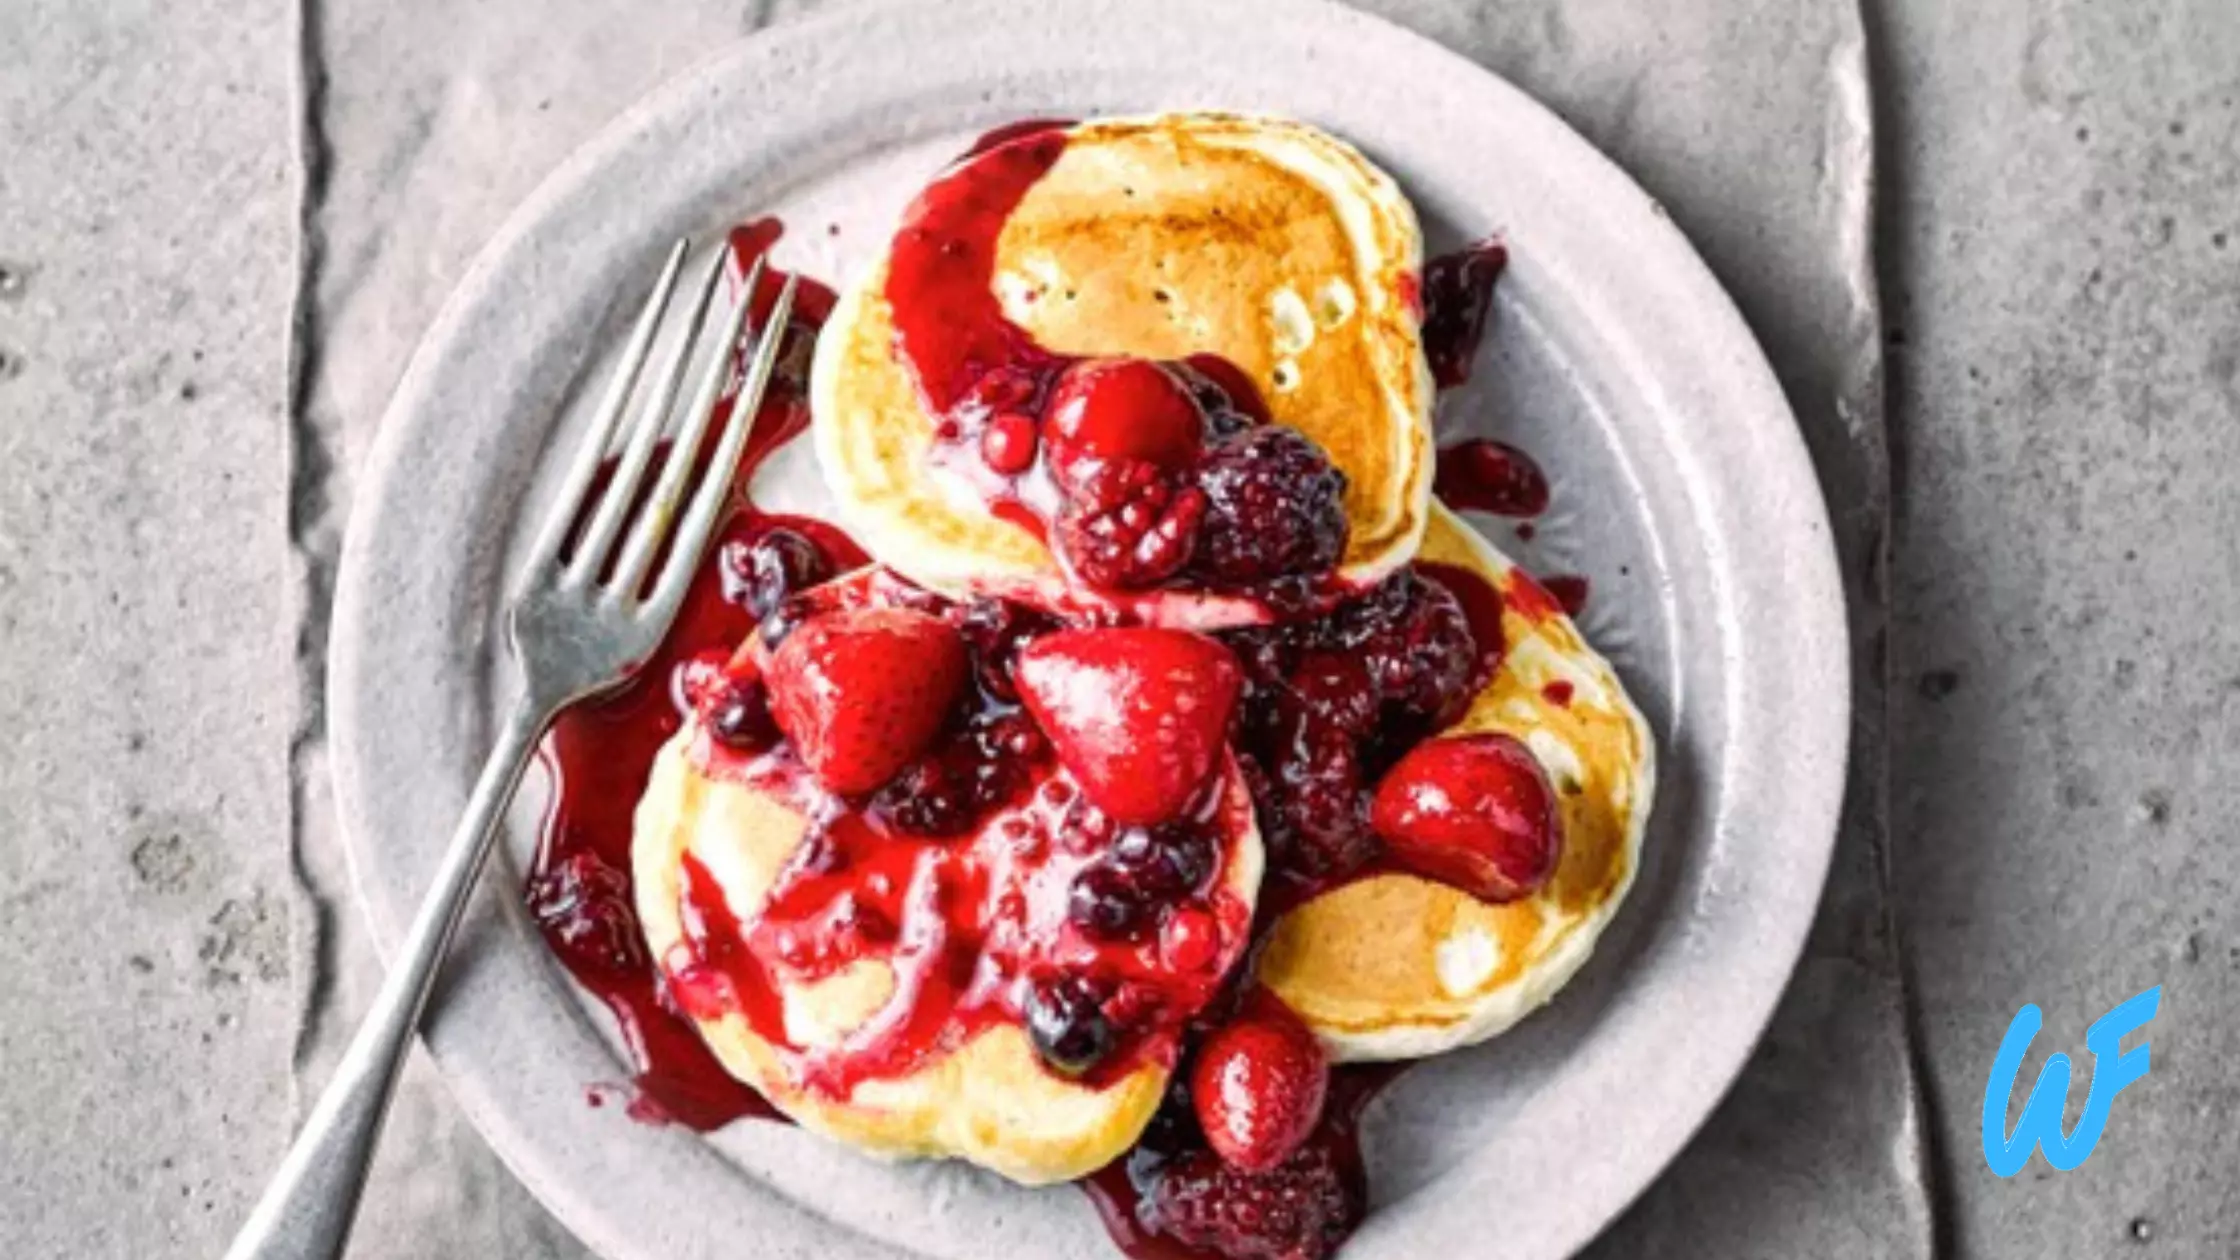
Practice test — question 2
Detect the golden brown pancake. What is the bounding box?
[813,112,1432,625]
[633,725,1264,1185]
[1255,506,1656,1061]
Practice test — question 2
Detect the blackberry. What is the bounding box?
[1188,427,1349,587]
[956,598,1062,702]
[1111,823,1216,898]
[1140,1133,1364,1260]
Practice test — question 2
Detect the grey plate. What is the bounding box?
[327,1,1849,1256]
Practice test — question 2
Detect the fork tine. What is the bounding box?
[607,253,768,599]
[563,244,728,585]
[524,239,689,573]
[643,274,799,623]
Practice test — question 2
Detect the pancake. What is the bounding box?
[812,111,1433,626]
[631,611,1266,1184]
[1254,505,1656,1061]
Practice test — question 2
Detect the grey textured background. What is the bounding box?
[0,0,2231,1256]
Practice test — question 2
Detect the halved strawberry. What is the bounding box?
[1191,996,1330,1173]
[765,607,967,795]
[1368,732,1561,902]
[1014,628,1242,826]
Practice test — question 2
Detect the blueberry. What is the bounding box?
[1068,863,1153,939]
[1024,973,1115,1077]
[723,527,831,620]
[706,678,780,751]
[1112,824,1215,897]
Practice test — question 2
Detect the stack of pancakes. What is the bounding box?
[633,112,1655,1184]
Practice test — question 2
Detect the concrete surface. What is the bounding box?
[1878,0,2240,1255]
[0,0,2233,1256]
[0,1,301,1257]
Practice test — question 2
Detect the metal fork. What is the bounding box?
[225,239,800,1260]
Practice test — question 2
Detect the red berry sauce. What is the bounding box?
[1433,438,1548,518]
[655,568,1262,1099]
[674,762,1259,1099]
[1417,238,1507,390]
[524,221,863,1129]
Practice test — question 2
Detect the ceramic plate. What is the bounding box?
[328,1,1848,1256]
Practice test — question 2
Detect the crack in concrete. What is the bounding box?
[283,0,343,1114]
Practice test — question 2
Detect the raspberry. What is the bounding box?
[1188,428,1349,588]
[1054,459,1207,589]
[1140,1133,1364,1260]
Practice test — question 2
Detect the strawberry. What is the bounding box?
[1190,997,1330,1173]
[765,607,967,795]
[1368,732,1561,902]
[1014,628,1242,826]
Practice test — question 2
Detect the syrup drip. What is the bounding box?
[524,221,859,1131]
[1419,243,1588,620]
[1543,573,1591,618]
[886,128,1069,412]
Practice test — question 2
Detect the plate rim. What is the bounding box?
[326,1,1851,1257]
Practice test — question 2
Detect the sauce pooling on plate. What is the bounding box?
[523,221,857,1129]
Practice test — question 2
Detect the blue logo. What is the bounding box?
[1982,985,2161,1176]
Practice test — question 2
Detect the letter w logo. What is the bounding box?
[1982,986,2161,1176]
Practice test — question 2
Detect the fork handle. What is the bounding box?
[224,698,549,1260]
